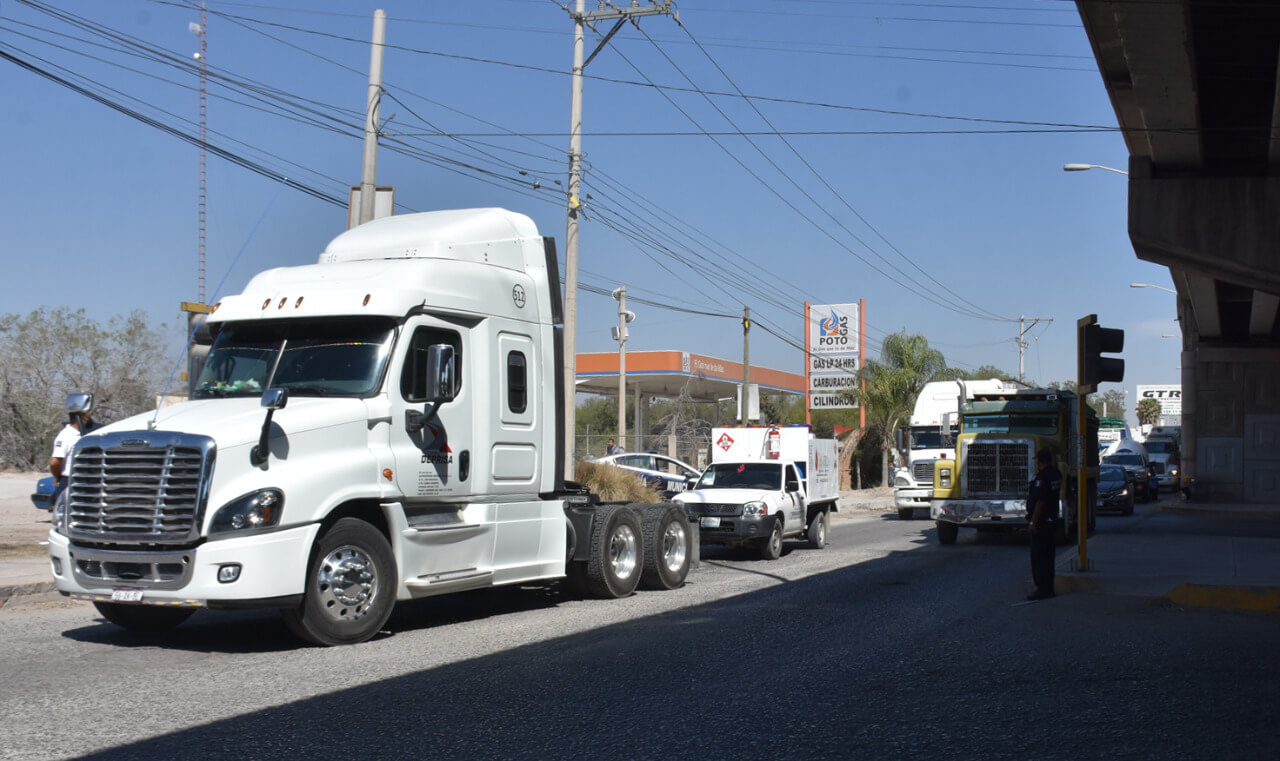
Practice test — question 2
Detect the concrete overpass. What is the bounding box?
[1078,0,1280,502]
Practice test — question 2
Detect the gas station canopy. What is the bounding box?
[576,351,805,402]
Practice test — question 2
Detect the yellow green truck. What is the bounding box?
[930,386,1098,545]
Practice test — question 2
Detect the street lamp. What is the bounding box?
[611,286,635,451]
[1130,283,1176,294]
[1063,163,1129,176]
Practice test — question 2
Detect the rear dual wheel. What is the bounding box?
[638,503,692,590]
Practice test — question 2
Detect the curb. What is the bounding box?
[0,580,56,608]
[1152,503,1280,520]
[1055,572,1280,612]
[1166,583,1280,612]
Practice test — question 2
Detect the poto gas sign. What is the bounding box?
[808,303,860,410]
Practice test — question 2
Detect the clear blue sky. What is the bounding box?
[0,0,1178,422]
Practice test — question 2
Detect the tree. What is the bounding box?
[1136,397,1162,426]
[956,364,1018,382]
[1047,381,1125,418]
[0,308,169,470]
[844,331,948,486]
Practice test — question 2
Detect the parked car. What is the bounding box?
[593,452,702,496]
[1096,464,1135,515]
[30,475,55,511]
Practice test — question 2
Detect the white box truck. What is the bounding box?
[49,209,694,645]
[673,426,839,559]
[893,379,1024,519]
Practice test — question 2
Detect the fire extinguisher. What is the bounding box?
[766,427,781,459]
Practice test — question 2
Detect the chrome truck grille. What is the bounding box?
[681,503,743,517]
[67,431,216,545]
[912,460,936,484]
[963,441,1031,497]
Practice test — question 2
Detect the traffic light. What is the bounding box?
[1077,314,1124,394]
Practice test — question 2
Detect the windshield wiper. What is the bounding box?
[277,384,329,396]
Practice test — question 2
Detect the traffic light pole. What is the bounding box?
[1076,313,1125,571]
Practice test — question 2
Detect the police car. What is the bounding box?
[592,452,702,496]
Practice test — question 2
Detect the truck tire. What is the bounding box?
[806,509,828,549]
[580,504,643,598]
[936,520,958,545]
[282,517,397,646]
[93,602,194,633]
[637,503,691,590]
[758,518,784,560]
[897,508,913,520]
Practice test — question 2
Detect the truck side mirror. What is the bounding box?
[786,476,800,492]
[894,428,904,452]
[941,412,955,444]
[260,387,288,411]
[424,344,457,403]
[251,388,288,467]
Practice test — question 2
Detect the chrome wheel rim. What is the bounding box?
[661,520,688,573]
[609,524,639,579]
[770,524,782,553]
[816,515,826,543]
[316,545,378,622]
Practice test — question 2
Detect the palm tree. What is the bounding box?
[844,331,948,486]
[1136,397,1162,426]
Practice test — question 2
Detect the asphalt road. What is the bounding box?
[1,509,1276,761]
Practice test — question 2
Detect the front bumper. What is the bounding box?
[930,499,1029,526]
[48,522,320,608]
[683,510,774,545]
[894,487,931,508]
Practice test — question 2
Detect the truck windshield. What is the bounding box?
[194,317,395,399]
[962,414,1058,435]
[695,463,783,491]
[1145,441,1175,454]
[1104,454,1145,467]
[910,426,951,450]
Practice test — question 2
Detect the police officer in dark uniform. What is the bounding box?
[1026,448,1062,600]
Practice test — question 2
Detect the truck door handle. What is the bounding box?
[459,450,470,482]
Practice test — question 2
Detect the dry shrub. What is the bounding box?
[575,461,663,503]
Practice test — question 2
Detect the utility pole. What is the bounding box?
[191,2,207,304]
[561,0,675,479]
[1017,315,1054,383]
[358,9,386,226]
[741,306,751,424]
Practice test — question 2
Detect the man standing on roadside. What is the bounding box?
[605,437,622,456]
[1026,448,1062,600]
[50,395,97,500]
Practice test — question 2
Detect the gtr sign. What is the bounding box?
[1137,384,1182,417]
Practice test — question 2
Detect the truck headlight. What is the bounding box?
[210,489,283,534]
[894,473,912,487]
[939,468,952,488]
[51,490,68,536]
[743,501,769,516]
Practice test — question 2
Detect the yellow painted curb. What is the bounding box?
[1166,583,1280,612]
[1054,574,1097,594]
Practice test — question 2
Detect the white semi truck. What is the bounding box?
[673,426,839,559]
[893,379,1024,519]
[49,209,694,645]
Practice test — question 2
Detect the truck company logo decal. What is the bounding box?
[512,285,526,308]
[716,432,735,451]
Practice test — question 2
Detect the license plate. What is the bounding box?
[111,588,143,602]
[700,517,720,528]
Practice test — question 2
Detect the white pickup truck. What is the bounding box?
[673,426,839,559]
